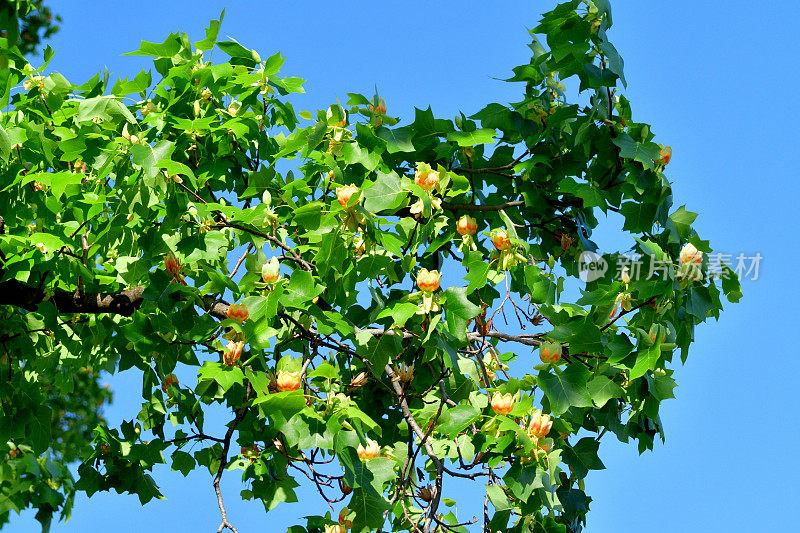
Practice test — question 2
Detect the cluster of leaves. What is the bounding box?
[0,0,59,57]
[0,1,739,532]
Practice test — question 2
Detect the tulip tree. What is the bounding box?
[0,1,740,532]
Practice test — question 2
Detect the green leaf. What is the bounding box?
[77,96,136,124]
[558,177,606,209]
[363,171,406,213]
[156,159,197,188]
[486,485,512,512]
[342,142,381,171]
[376,301,419,328]
[600,41,626,87]
[171,451,196,476]
[124,33,184,58]
[375,126,415,153]
[282,270,324,310]
[562,437,605,479]
[629,344,660,380]
[587,375,624,407]
[537,365,593,415]
[669,205,698,239]
[194,10,225,51]
[445,128,496,147]
[721,264,742,303]
[0,124,10,162]
[443,287,480,342]
[131,140,175,179]
[437,405,481,437]
[217,39,253,60]
[612,134,660,170]
[197,362,244,392]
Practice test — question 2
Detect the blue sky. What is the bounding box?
[14,0,800,531]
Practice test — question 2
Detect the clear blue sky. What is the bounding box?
[15,0,800,531]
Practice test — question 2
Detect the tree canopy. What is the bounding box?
[0,1,740,532]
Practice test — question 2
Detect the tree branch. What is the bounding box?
[0,278,230,319]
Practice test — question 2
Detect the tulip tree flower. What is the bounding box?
[276,370,302,392]
[226,303,249,323]
[356,438,380,461]
[490,228,528,270]
[261,257,281,284]
[677,243,704,282]
[223,340,245,366]
[539,341,562,364]
[490,392,515,416]
[414,163,440,192]
[336,184,359,208]
[413,269,442,315]
[491,228,512,251]
[456,215,478,252]
[528,409,553,438]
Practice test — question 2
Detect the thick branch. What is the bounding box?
[0,279,230,319]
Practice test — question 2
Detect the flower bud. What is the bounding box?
[223,340,245,366]
[490,392,515,416]
[357,438,380,461]
[539,341,562,364]
[679,243,702,266]
[276,369,301,392]
[336,184,359,207]
[648,325,663,344]
[416,269,441,293]
[369,97,387,115]
[456,215,477,236]
[261,257,281,284]
[527,409,553,438]
[226,303,249,322]
[491,228,512,250]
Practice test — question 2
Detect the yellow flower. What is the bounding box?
[276,369,301,392]
[336,184,359,208]
[356,438,380,461]
[679,243,702,266]
[456,215,477,236]
[490,392,514,415]
[491,229,512,250]
[416,269,441,293]
[528,409,553,438]
[226,303,249,322]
